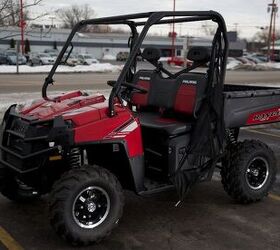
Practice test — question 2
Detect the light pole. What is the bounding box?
[19,0,25,54]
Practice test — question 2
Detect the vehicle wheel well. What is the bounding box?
[85,143,135,191]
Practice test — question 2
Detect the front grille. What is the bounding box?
[1,116,50,171]
[11,118,29,135]
[0,107,73,173]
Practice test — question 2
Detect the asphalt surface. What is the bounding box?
[0,70,279,249]
[0,67,280,93]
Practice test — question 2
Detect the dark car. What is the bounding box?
[116,51,129,61]
[5,51,27,65]
[0,51,8,64]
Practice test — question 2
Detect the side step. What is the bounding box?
[138,184,175,196]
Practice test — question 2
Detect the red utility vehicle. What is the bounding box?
[0,11,279,245]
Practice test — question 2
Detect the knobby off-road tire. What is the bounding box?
[221,140,277,204]
[49,166,124,246]
[0,166,40,202]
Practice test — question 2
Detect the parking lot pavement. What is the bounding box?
[0,128,279,250]
[0,181,279,250]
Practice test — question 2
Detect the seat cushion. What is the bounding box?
[137,112,192,136]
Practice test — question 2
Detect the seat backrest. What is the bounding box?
[131,70,153,107]
[131,46,210,117]
[174,73,207,117]
[147,73,178,110]
[131,71,207,117]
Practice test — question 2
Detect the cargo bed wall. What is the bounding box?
[224,85,280,128]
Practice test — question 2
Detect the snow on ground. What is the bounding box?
[258,62,280,69]
[0,90,111,118]
[0,63,122,74]
[227,61,280,71]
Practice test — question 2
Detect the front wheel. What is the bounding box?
[49,166,124,246]
[221,140,277,204]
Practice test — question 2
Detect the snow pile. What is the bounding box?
[227,60,280,71]
[0,63,122,74]
[103,54,116,60]
[258,62,280,70]
[226,60,241,70]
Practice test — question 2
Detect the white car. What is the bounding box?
[29,53,55,66]
[78,54,99,65]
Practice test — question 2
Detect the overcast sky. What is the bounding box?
[32,0,277,38]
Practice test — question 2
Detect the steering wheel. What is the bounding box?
[107,80,148,94]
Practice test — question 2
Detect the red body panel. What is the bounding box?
[246,107,280,125]
[19,91,144,157]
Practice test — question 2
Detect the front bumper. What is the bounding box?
[0,106,74,173]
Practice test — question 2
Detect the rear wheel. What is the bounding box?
[49,166,124,246]
[221,140,277,204]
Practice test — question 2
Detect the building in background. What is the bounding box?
[0,27,245,59]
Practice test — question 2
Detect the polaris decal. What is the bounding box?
[139,76,151,81]
[182,80,197,85]
[246,107,280,125]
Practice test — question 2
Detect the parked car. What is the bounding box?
[77,54,99,65]
[5,51,27,65]
[244,56,263,64]
[49,53,58,60]
[116,51,129,61]
[236,57,255,65]
[252,53,268,62]
[29,53,55,66]
[167,56,193,67]
[44,49,59,55]
[63,54,79,66]
[0,51,8,64]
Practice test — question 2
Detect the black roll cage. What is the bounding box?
[42,11,229,116]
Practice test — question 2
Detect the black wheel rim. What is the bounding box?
[245,157,269,190]
[72,186,110,229]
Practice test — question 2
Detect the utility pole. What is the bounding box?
[267,0,278,61]
[19,0,26,54]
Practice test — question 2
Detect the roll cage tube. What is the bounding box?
[42,11,228,113]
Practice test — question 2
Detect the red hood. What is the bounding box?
[20,91,115,126]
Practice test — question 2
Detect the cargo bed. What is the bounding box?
[224,84,280,128]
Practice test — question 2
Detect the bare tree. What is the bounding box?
[201,21,217,36]
[0,0,43,26]
[56,4,95,29]
[252,29,280,44]
[0,0,49,41]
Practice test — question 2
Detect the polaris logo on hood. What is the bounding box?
[182,80,197,85]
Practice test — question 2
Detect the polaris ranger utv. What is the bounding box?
[0,11,279,245]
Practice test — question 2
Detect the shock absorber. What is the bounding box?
[68,148,81,168]
[226,128,239,145]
